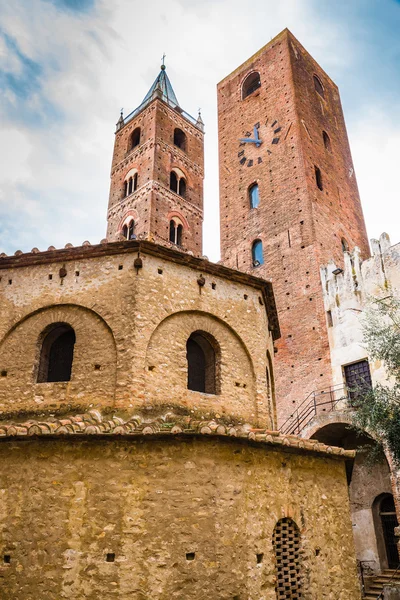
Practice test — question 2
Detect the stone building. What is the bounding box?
[1,27,397,599]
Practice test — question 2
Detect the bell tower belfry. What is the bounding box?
[107,63,205,255]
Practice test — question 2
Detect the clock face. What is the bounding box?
[238,120,282,167]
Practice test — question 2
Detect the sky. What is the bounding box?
[1,0,400,262]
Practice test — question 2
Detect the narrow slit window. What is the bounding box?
[322,130,331,151]
[249,183,259,209]
[313,75,325,98]
[252,239,264,267]
[315,166,323,191]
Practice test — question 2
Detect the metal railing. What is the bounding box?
[280,384,349,435]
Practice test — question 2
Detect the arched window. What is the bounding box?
[249,183,259,209]
[123,171,138,197]
[313,75,325,98]
[170,169,186,198]
[37,323,76,383]
[173,128,187,151]
[273,518,303,600]
[341,237,349,252]
[252,239,264,267]
[322,130,331,152]
[186,331,219,395]
[129,127,141,151]
[242,71,261,99]
[315,165,323,190]
[169,218,184,246]
[122,224,128,238]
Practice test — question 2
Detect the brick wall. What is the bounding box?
[217,29,370,425]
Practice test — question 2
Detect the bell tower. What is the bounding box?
[217,29,370,425]
[107,63,205,255]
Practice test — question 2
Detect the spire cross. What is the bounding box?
[161,53,166,67]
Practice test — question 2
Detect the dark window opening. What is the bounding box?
[344,359,372,402]
[3,555,10,564]
[106,553,115,563]
[186,552,195,561]
[174,128,187,151]
[128,220,135,240]
[169,220,183,246]
[179,177,186,198]
[242,71,261,99]
[187,331,219,395]
[313,75,325,98]
[129,127,141,151]
[341,237,349,252]
[323,130,331,151]
[122,224,128,238]
[170,171,178,193]
[327,310,333,327]
[37,324,76,383]
[252,239,264,267]
[315,166,323,190]
[249,183,259,209]
[128,177,133,195]
[273,518,303,600]
[256,553,264,564]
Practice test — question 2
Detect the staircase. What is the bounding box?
[363,569,400,599]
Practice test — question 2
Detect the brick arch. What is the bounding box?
[118,209,139,232]
[145,310,258,422]
[301,411,355,440]
[167,211,190,230]
[0,304,117,412]
[170,165,191,187]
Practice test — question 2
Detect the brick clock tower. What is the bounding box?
[217,29,370,425]
[107,63,205,255]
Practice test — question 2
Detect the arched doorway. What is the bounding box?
[310,422,393,574]
[374,494,399,569]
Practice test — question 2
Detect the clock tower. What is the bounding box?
[107,63,205,255]
[217,29,370,425]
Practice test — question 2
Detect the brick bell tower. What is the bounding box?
[217,29,370,426]
[107,62,205,255]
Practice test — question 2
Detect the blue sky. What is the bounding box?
[0,0,399,261]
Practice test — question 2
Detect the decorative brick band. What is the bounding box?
[0,410,355,459]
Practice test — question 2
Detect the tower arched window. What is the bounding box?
[129,127,141,151]
[249,183,259,209]
[170,169,187,198]
[341,237,349,252]
[186,331,219,395]
[252,239,264,267]
[123,219,135,240]
[242,71,261,99]
[322,130,331,152]
[313,75,325,98]
[314,165,323,190]
[273,518,303,600]
[173,128,187,151]
[37,323,76,383]
[124,171,138,197]
[169,218,183,246]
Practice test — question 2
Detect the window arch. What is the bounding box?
[173,128,187,151]
[252,239,264,267]
[242,71,261,99]
[37,323,76,383]
[123,219,135,240]
[314,165,323,190]
[170,169,187,198]
[124,171,138,197]
[186,331,219,395]
[313,75,325,98]
[273,518,303,600]
[341,237,349,252]
[249,183,259,209]
[322,130,331,151]
[169,218,183,246]
[129,127,141,151]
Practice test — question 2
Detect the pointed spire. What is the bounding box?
[141,59,180,109]
[196,109,204,132]
[116,109,124,131]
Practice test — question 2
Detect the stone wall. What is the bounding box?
[0,241,278,428]
[0,435,360,600]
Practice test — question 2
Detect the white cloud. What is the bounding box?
[0,0,398,260]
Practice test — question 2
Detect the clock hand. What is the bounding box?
[239,137,259,144]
